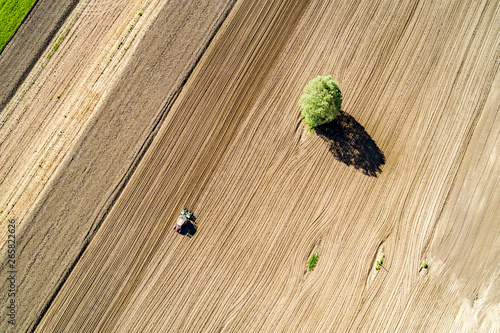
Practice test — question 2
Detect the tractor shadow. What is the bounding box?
[179,216,197,238]
[315,111,385,177]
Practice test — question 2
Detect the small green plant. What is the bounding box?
[52,34,65,52]
[308,253,319,271]
[423,262,428,269]
[375,254,385,271]
[299,75,342,131]
[138,12,142,16]
[57,95,61,99]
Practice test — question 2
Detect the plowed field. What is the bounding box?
[1,0,499,332]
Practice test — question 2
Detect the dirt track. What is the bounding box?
[1,0,499,332]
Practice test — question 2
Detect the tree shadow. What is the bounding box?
[315,111,385,177]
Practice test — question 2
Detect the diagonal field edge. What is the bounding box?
[0,0,79,112]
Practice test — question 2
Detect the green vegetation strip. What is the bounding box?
[0,0,37,52]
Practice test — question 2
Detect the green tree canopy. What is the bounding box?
[299,75,342,131]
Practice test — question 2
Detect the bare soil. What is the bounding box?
[0,0,235,331]
[0,0,499,332]
[0,0,79,111]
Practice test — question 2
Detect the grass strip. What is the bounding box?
[0,0,37,52]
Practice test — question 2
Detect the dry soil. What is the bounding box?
[0,0,499,332]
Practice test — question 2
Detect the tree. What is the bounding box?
[299,75,342,131]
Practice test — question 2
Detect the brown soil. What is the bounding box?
[1,0,499,332]
[0,0,79,111]
[0,0,235,331]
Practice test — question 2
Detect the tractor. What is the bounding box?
[174,208,194,233]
